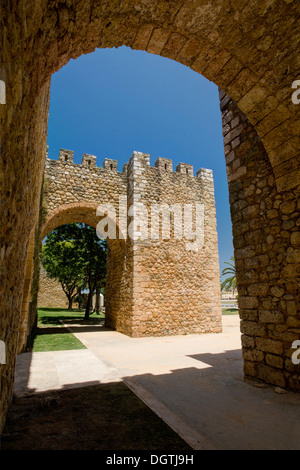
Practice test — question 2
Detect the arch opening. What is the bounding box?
[22,42,300,394]
[39,204,128,334]
[36,222,108,341]
[1,1,300,436]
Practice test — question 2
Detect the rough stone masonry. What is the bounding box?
[36,148,222,338]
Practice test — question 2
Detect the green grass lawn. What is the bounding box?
[31,306,237,352]
[31,307,105,352]
[37,307,105,327]
[222,308,239,315]
[32,328,87,352]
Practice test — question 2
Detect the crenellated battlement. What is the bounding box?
[46,148,213,180]
[44,146,217,244]
[58,148,74,163]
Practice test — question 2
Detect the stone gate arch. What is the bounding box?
[0,0,299,433]
[40,201,128,335]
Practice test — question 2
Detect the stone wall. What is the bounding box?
[122,152,221,337]
[0,79,50,433]
[37,266,69,309]
[44,149,128,217]
[220,91,300,390]
[38,149,222,337]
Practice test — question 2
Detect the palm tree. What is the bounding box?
[221,257,237,294]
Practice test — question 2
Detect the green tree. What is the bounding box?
[77,224,107,319]
[42,224,84,309]
[221,257,237,294]
[42,223,107,314]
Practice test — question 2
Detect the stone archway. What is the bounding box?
[39,202,128,337]
[41,202,115,240]
[17,200,126,353]
[0,0,299,432]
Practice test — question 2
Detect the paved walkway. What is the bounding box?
[14,316,300,450]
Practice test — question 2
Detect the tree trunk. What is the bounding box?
[77,287,82,310]
[95,287,101,314]
[67,296,73,310]
[84,293,92,319]
[84,266,93,320]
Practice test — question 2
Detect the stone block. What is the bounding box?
[265,354,284,369]
[82,153,97,168]
[176,162,194,176]
[243,348,264,362]
[241,334,255,348]
[58,148,74,163]
[155,157,173,172]
[256,338,284,355]
[239,296,259,309]
[259,310,284,324]
[257,364,286,388]
[243,361,257,378]
[103,158,117,171]
[240,320,266,337]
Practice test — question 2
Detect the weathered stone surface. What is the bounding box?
[243,361,257,379]
[240,321,266,338]
[243,349,264,363]
[257,364,286,388]
[240,293,260,308]
[265,354,284,370]
[270,286,285,298]
[241,335,255,349]
[256,338,284,356]
[259,310,285,324]
[37,266,69,308]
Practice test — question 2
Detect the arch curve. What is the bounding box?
[41,202,100,239]
[41,201,125,242]
[21,0,300,190]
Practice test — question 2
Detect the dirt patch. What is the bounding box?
[1,382,191,450]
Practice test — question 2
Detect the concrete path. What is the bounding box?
[14,316,300,450]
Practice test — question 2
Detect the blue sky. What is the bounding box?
[47,46,233,276]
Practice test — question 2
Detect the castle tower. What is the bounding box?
[42,148,222,337]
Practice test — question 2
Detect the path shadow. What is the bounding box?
[122,351,300,450]
[65,324,113,333]
[38,315,105,327]
[1,381,191,450]
[11,348,300,450]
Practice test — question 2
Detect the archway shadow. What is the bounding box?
[1,380,191,450]
[122,351,300,450]
[11,346,300,450]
